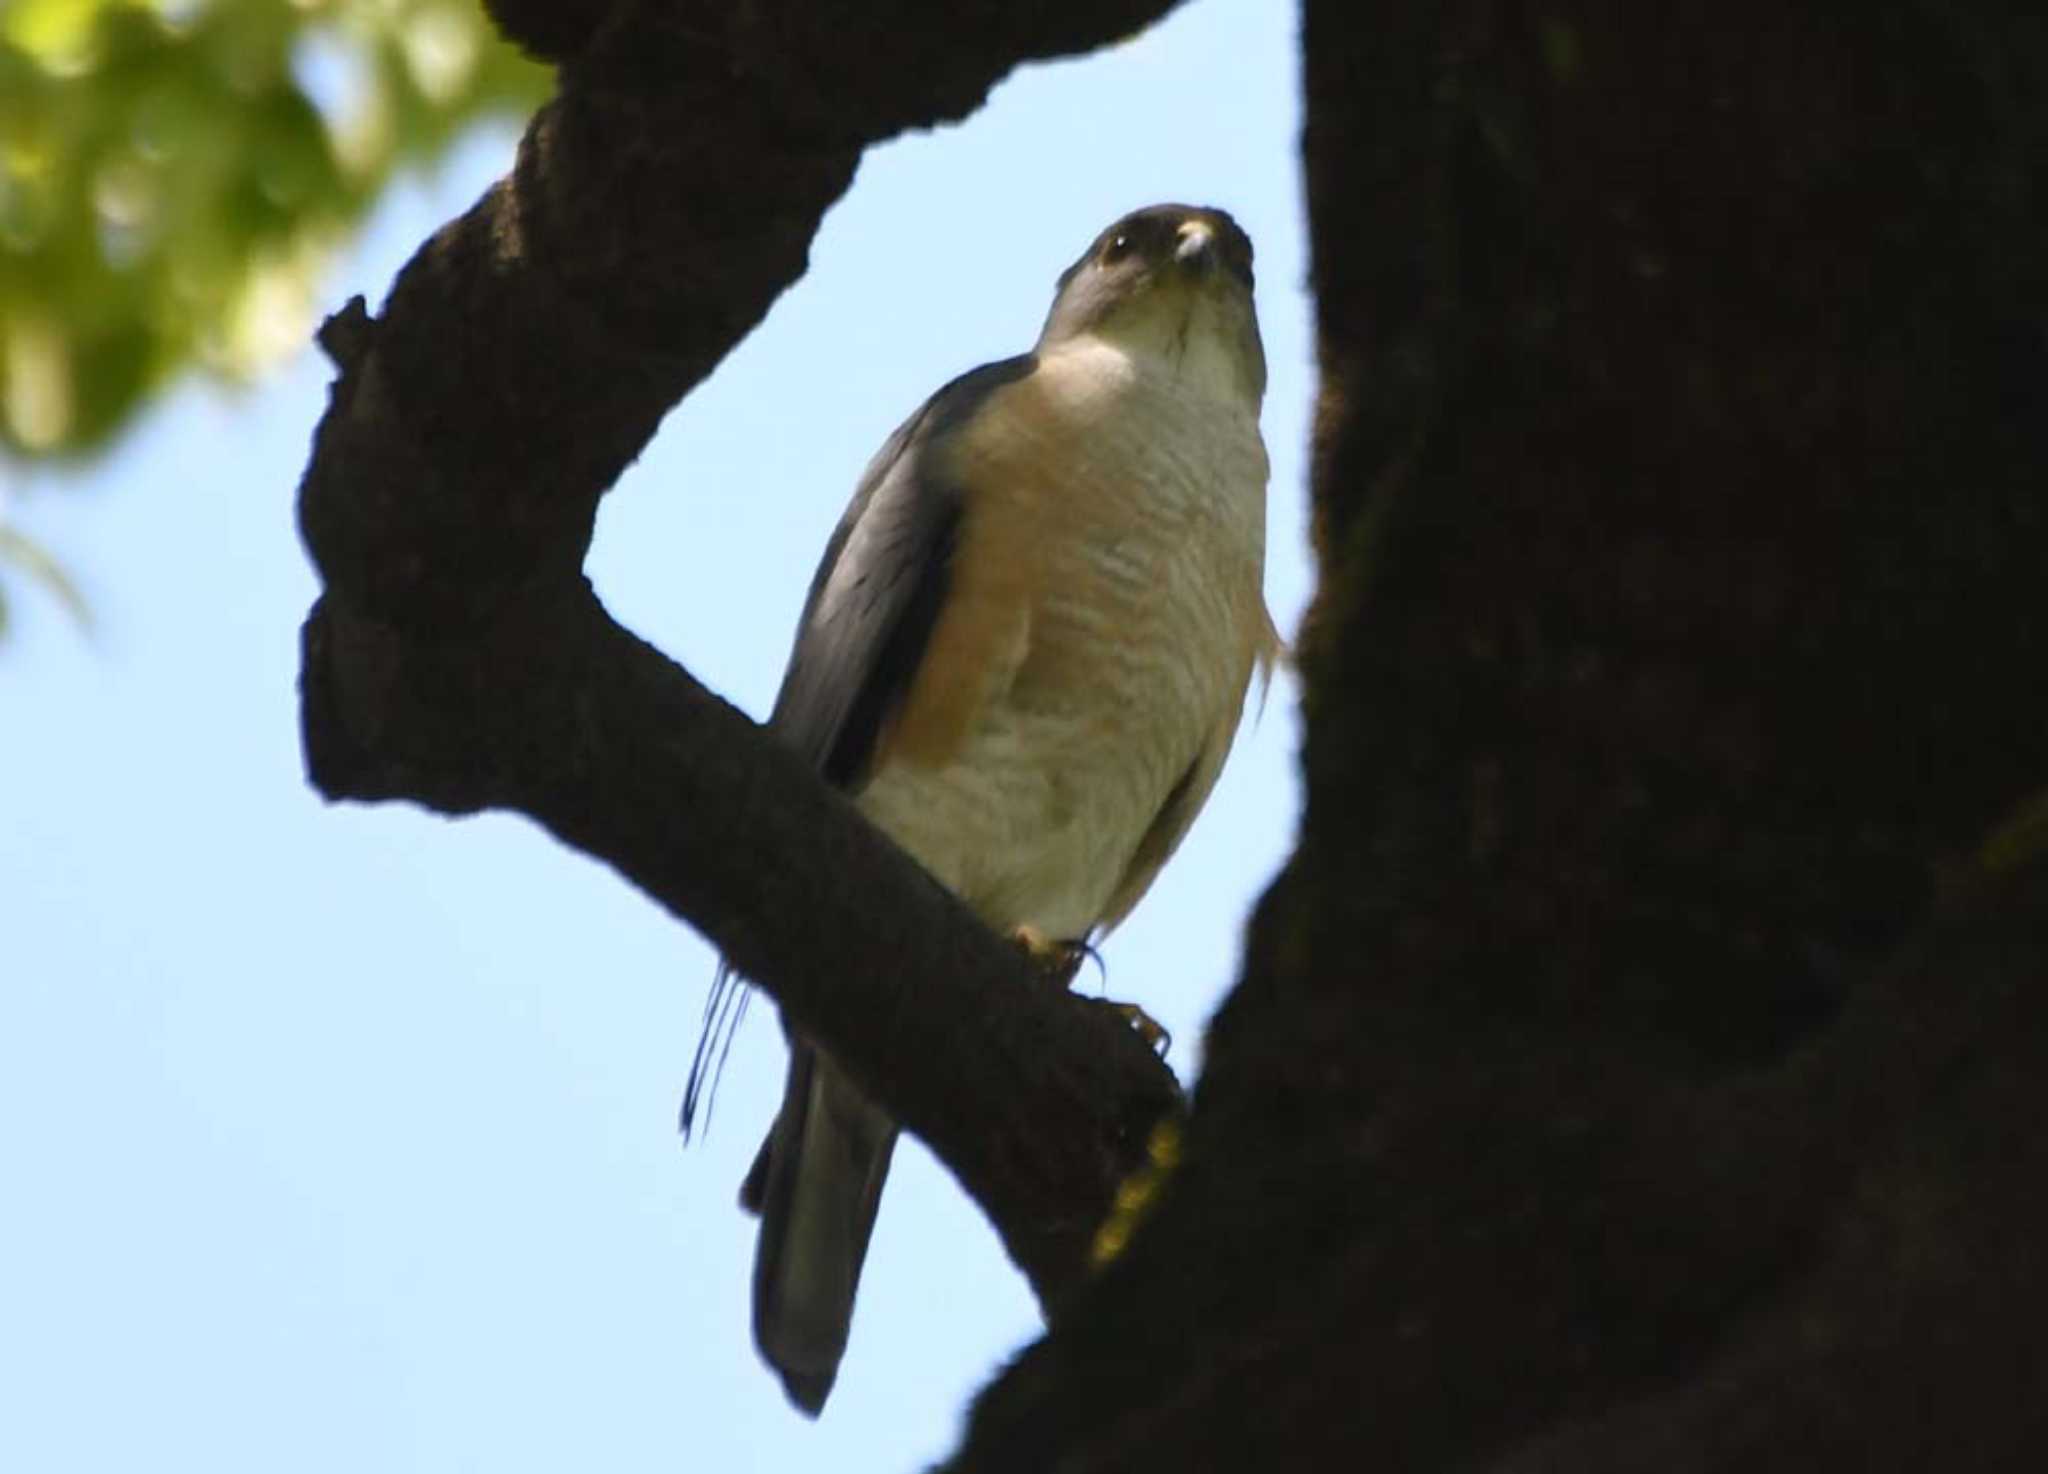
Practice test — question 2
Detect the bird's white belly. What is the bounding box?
[858,705,1148,938]
[857,352,1268,939]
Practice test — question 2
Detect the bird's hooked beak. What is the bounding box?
[1175,219,1218,273]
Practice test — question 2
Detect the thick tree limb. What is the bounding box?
[295,0,1187,1310]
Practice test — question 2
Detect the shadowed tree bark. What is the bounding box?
[297,1,2048,1467]
[952,3,2048,1468]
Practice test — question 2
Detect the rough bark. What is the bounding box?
[949,2,2048,1469]
[295,0,1188,1314]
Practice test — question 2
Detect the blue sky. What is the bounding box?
[0,2,1310,1468]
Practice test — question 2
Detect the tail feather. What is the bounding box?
[750,1042,897,1415]
[681,964,750,1139]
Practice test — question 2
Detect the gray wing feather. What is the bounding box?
[713,352,1039,1413]
[770,352,1035,788]
[680,354,1035,1137]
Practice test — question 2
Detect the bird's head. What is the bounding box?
[1038,204,1266,406]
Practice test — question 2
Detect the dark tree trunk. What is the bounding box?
[950,3,2048,1468]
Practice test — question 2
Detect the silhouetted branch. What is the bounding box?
[295,0,1189,1311]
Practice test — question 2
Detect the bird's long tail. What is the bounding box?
[742,1041,897,1415]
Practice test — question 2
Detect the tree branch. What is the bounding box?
[294,0,1188,1310]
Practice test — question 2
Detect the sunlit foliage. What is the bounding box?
[0,0,546,632]
[0,0,548,461]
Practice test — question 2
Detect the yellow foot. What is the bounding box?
[1110,1001,1171,1057]
[1010,926,1097,987]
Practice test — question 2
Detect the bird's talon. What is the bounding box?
[1112,1001,1171,1056]
[1011,926,1097,988]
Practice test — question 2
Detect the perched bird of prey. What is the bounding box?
[689,202,1277,1415]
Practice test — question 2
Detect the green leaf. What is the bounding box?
[0,0,550,462]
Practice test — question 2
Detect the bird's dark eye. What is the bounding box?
[1102,233,1134,263]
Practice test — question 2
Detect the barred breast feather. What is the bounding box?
[856,330,1275,941]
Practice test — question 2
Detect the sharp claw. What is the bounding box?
[1010,929,1159,1051]
[1011,926,1096,987]
[1112,1002,1171,1057]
